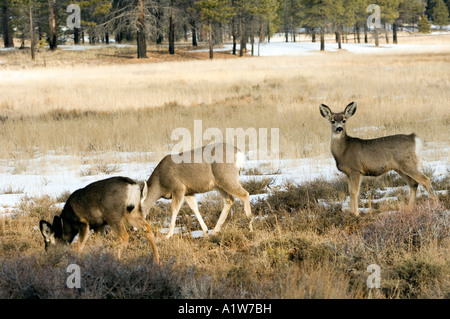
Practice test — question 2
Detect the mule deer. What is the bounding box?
[39,176,160,263]
[320,102,435,216]
[141,143,253,238]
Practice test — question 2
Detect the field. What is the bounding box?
[0,33,449,300]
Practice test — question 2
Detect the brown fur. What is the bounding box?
[142,143,253,238]
[39,176,159,263]
[320,102,435,215]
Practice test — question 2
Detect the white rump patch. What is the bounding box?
[415,137,422,158]
[235,151,245,169]
[415,136,423,166]
[126,184,141,211]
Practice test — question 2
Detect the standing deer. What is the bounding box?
[39,176,160,263]
[319,102,435,216]
[141,143,253,238]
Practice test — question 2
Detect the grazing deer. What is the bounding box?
[319,102,435,216]
[39,176,160,263]
[141,143,253,238]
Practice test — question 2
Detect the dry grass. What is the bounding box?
[0,176,448,299]
[1,36,449,161]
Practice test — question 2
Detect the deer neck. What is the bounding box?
[330,130,349,160]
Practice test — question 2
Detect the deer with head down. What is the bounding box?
[141,143,253,238]
[320,102,435,215]
[39,176,160,263]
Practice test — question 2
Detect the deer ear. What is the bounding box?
[344,102,357,118]
[141,181,148,204]
[319,104,333,120]
[39,220,55,240]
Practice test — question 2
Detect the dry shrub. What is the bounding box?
[360,202,449,253]
[241,177,274,195]
[0,177,448,299]
[0,250,183,299]
[254,178,346,214]
[382,254,447,299]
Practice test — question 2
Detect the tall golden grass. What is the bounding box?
[0,36,449,163]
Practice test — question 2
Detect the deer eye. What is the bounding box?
[342,120,346,123]
[331,120,335,124]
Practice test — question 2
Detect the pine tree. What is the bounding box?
[1,0,15,47]
[11,0,39,58]
[432,0,449,29]
[302,0,334,51]
[195,0,233,59]
[418,14,431,32]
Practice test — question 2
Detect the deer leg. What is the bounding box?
[111,221,129,259]
[125,213,160,264]
[401,169,436,201]
[347,173,362,216]
[93,224,109,246]
[221,185,253,232]
[212,190,234,235]
[396,171,418,208]
[185,195,209,237]
[143,221,160,264]
[77,223,90,252]
[167,191,185,238]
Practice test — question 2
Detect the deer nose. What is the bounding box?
[336,127,343,133]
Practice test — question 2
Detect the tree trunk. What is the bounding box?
[231,16,237,55]
[259,18,265,43]
[74,27,80,44]
[364,24,368,43]
[320,27,325,51]
[48,0,57,50]
[183,24,188,42]
[208,21,213,59]
[155,9,163,44]
[337,27,342,49]
[137,0,147,58]
[191,21,198,47]
[2,6,14,47]
[30,6,35,60]
[169,0,175,55]
[374,27,379,47]
[393,22,397,44]
[239,17,246,57]
[355,24,360,43]
[385,23,389,44]
[250,20,254,56]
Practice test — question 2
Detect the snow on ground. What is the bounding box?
[192,32,450,56]
[1,142,448,219]
[58,43,135,51]
[2,30,447,56]
[0,142,448,238]
[1,35,449,237]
